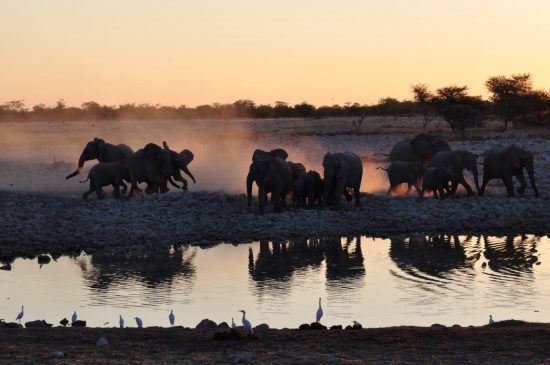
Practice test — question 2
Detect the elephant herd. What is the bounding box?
[66,138,196,199]
[379,133,539,200]
[66,134,539,211]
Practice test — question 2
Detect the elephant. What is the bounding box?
[377,161,425,195]
[146,142,196,194]
[263,157,292,212]
[292,170,323,209]
[389,134,451,164]
[478,145,538,197]
[323,152,363,209]
[288,161,306,183]
[429,150,480,196]
[420,166,455,200]
[80,162,129,199]
[246,148,289,207]
[66,138,133,180]
[127,143,174,197]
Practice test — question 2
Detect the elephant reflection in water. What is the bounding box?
[389,235,478,278]
[249,239,324,283]
[321,236,365,282]
[77,247,196,290]
[482,234,540,273]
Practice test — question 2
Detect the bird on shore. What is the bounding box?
[231,318,237,329]
[119,315,125,329]
[71,311,77,324]
[316,298,323,323]
[489,315,494,324]
[239,310,253,334]
[15,305,24,323]
[135,317,143,328]
[169,310,175,327]
[352,320,362,327]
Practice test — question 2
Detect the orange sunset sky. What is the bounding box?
[1,0,549,107]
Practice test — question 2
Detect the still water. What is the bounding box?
[1,235,549,328]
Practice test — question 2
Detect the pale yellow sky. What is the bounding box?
[1,0,549,107]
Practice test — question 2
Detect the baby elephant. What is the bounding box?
[81,162,129,199]
[420,167,454,200]
[377,161,425,195]
[292,170,323,209]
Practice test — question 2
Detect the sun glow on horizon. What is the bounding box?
[1,0,549,107]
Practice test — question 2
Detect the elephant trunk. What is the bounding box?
[526,162,539,197]
[246,170,254,206]
[65,156,86,179]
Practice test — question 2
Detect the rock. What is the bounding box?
[234,352,252,363]
[0,322,22,328]
[352,323,363,329]
[196,319,217,329]
[452,324,462,328]
[330,325,343,330]
[298,323,311,330]
[309,322,327,330]
[72,320,86,327]
[253,323,269,331]
[213,329,243,341]
[96,337,108,346]
[25,320,52,328]
[60,318,69,326]
[430,323,446,329]
[37,255,51,264]
[52,351,66,359]
[0,263,11,271]
[218,322,230,329]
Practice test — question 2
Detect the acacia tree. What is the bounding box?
[411,84,434,129]
[432,85,485,134]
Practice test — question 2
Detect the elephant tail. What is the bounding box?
[376,167,388,172]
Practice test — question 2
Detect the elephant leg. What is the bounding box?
[344,189,353,202]
[456,173,474,195]
[333,181,346,210]
[478,174,490,197]
[258,186,267,214]
[433,189,439,199]
[82,187,93,200]
[353,187,361,207]
[419,188,425,200]
[387,185,396,196]
[503,175,515,196]
[96,186,104,199]
[438,188,446,200]
[406,184,413,195]
[516,171,527,196]
[112,183,121,198]
[119,181,128,194]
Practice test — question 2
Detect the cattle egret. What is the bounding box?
[316,298,323,323]
[119,315,124,329]
[231,318,237,329]
[71,311,77,324]
[169,310,175,327]
[15,305,24,323]
[489,315,494,324]
[352,320,362,327]
[135,317,143,328]
[239,310,253,334]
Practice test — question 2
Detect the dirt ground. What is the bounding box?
[1,322,550,364]
[0,116,549,259]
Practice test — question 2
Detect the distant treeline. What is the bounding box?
[1,74,549,132]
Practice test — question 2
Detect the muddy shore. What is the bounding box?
[1,322,550,364]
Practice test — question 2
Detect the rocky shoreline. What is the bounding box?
[1,321,550,364]
[1,190,548,259]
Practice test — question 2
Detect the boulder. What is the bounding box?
[217,322,230,329]
[25,320,52,328]
[309,322,327,330]
[298,323,311,330]
[72,320,87,327]
[253,323,269,331]
[37,255,51,264]
[0,263,11,271]
[60,318,69,327]
[0,321,22,328]
[330,325,343,330]
[196,319,217,329]
[430,323,446,329]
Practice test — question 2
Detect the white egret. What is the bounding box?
[316,298,323,323]
[15,305,24,323]
[71,311,77,324]
[231,318,237,329]
[239,310,253,334]
[135,317,143,328]
[489,315,494,324]
[169,310,175,327]
[119,315,125,329]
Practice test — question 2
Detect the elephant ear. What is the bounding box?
[270,148,288,160]
[179,149,194,165]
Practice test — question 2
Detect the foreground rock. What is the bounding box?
[0,191,548,257]
[25,320,52,328]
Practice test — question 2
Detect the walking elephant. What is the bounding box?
[246,148,288,206]
[389,134,451,164]
[429,150,479,196]
[127,143,173,197]
[478,145,539,197]
[420,167,455,200]
[66,138,133,179]
[292,170,323,209]
[146,142,196,193]
[81,162,129,199]
[377,161,425,195]
[323,152,363,209]
[288,161,306,183]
